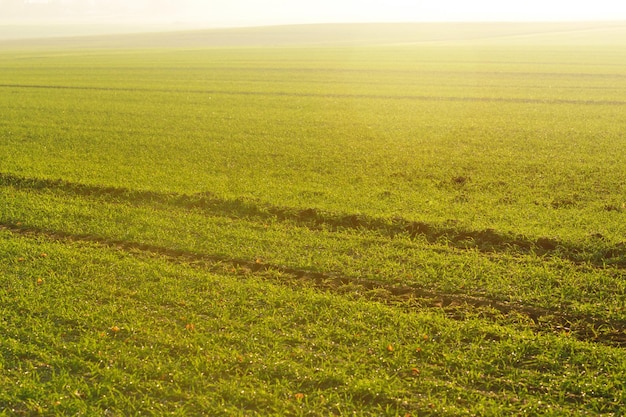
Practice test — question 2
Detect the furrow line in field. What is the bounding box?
[2,172,625,269]
[1,83,624,106]
[2,221,625,347]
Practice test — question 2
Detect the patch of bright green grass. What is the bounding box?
[1,45,626,241]
[1,231,625,415]
[1,184,625,325]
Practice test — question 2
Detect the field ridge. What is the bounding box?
[2,172,625,269]
[2,221,625,348]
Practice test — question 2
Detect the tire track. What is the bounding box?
[2,172,625,269]
[1,221,625,348]
[1,83,624,106]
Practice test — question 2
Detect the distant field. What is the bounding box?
[1,23,626,415]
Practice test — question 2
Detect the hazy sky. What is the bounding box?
[3,0,626,25]
[183,0,626,25]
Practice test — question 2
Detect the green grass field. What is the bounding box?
[1,23,626,415]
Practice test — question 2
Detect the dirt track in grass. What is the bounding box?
[2,172,626,269]
[2,221,625,348]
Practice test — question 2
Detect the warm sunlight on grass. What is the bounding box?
[1,23,626,415]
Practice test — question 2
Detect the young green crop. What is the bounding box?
[2,230,626,415]
[2,25,626,415]
[1,45,625,242]
[1,184,625,325]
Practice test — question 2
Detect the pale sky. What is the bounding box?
[183,0,626,25]
[2,0,626,25]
